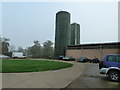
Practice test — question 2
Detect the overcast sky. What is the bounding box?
[1,2,118,49]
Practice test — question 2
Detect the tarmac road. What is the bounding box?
[63,63,120,89]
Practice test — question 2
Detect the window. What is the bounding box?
[107,55,120,62]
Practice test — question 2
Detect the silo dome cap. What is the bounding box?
[56,11,70,14]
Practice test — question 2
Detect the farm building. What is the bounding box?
[66,42,120,60]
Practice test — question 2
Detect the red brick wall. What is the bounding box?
[66,49,119,59]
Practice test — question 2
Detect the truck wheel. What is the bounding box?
[108,71,120,82]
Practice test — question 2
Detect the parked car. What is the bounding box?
[0,54,10,59]
[68,56,75,61]
[77,57,89,62]
[99,54,120,82]
[63,56,75,61]
[63,57,69,61]
[59,56,64,60]
[92,58,99,63]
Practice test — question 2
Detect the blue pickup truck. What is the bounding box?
[99,54,120,81]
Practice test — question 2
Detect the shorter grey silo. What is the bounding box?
[70,23,80,45]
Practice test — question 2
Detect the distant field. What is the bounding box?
[1,59,73,73]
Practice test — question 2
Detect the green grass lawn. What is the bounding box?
[1,59,73,73]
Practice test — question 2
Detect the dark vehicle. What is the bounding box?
[68,56,75,61]
[59,56,64,60]
[77,57,89,62]
[99,54,120,82]
[92,58,99,63]
[63,56,75,61]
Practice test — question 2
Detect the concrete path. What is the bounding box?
[2,61,86,88]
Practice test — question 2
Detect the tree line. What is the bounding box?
[0,36,54,59]
[25,40,54,58]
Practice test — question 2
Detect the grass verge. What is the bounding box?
[1,59,73,73]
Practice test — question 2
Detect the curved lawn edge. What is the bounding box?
[2,59,73,73]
